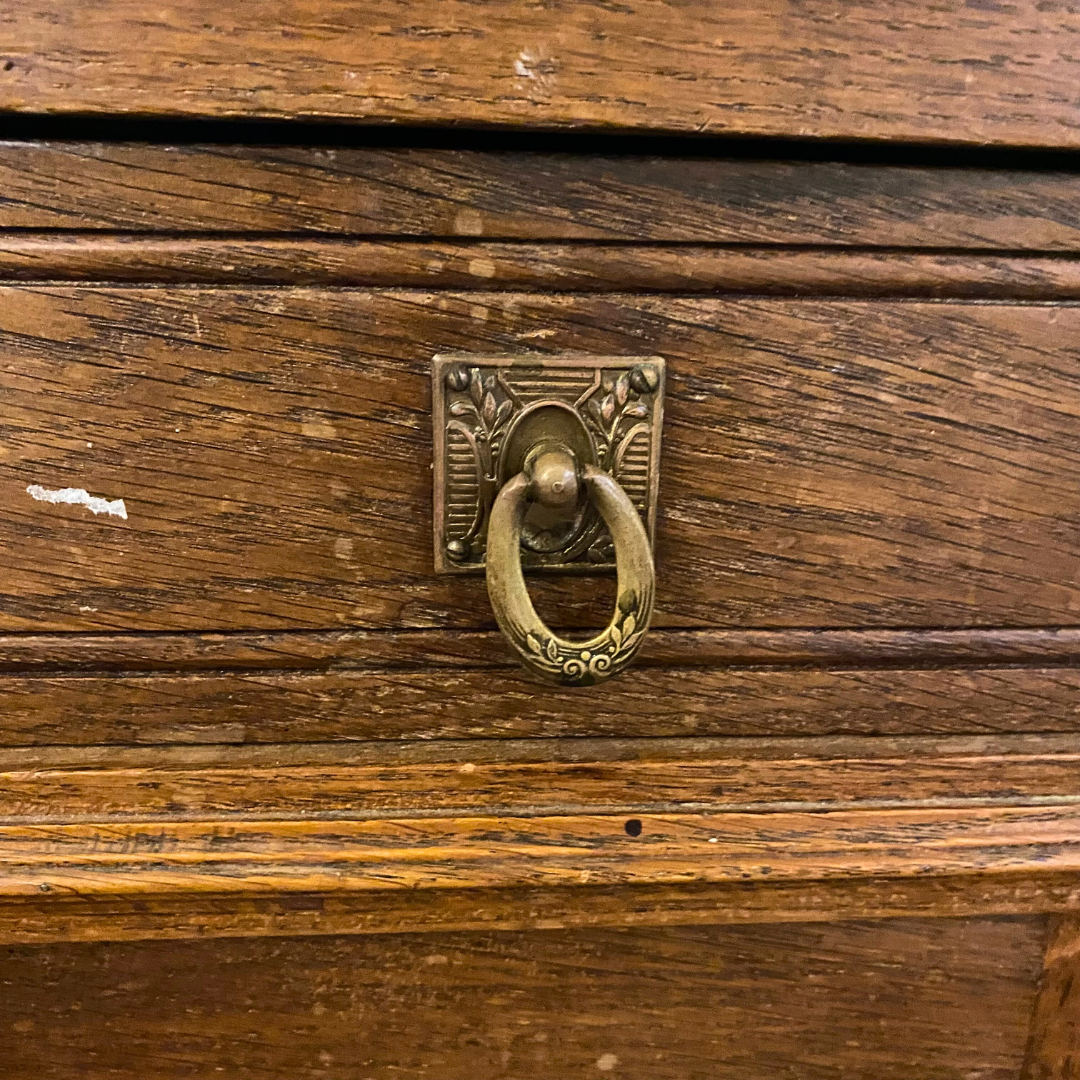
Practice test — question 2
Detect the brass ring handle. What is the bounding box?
[486,447,655,686]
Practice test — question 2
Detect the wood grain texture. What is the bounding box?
[0,731,1074,769]
[5,237,1080,297]
[0,919,1045,1079]
[5,288,1080,633]
[7,666,1080,746]
[0,872,1075,945]
[4,732,1080,941]
[1023,915,1080,1080]
[2,736,1079,821]
[3,804,1080,899]
[5,626,1080,672]
[0,804,1076,944]
[4,144,1080,249]
[0,128,1076,1026]
[2,2,1080,146]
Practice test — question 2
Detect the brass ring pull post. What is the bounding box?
[486,445,655,686]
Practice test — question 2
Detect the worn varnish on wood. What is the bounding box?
[0,919,1046,1080]
[2,2,1080,147]
[2,1,1080,1072]
[0,732,1076,944]
[1023,916,1080,1080]
[0,127,1078,1080]
[4,143,1080,247]
[12,805,1080,901]
[6,289,1080,635]
[9,660,1080,746]
[7,238,1080,297]
[6,733,1080,820]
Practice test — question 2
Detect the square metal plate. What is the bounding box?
[433,353,664,574]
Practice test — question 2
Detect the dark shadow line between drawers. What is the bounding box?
[4,284,1080,305]
[7,114,1080,170]
[5,234,1080,256]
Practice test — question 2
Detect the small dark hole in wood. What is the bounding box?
[3,61,14,72]
[624,819,643,837]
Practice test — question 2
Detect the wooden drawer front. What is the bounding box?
[0,918,1048,1080]
[3,145,1080,249]
[5,288,1080,633]
[3,3,1080,148]
[3,144,1080,970]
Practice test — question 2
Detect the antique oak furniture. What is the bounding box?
[2,2,1080,1076]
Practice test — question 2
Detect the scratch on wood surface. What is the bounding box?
[514,47,557,99]
[26,485,128,520]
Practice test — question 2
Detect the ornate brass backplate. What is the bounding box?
[432,353,665,574]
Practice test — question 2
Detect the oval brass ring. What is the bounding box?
[486,458,655,686]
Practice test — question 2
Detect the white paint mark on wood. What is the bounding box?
[26,484,128,520]
[596,1054,619,1071]
[514,48,558,97]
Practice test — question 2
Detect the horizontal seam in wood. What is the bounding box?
[4,235,1080,255]
[4,658,1080,676]
[5,795,1080,827]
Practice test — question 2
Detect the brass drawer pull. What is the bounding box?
[433,353,664,686]
[486,446,655,686]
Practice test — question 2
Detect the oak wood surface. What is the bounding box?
[1,126,1077,1052]
[7,288,1080,634]
[7,666,1080,746]
[2,735,1078,821]
[2,873,1077,946]
[1023,915,1080,1080]
[5,237,1080,298]
[0,918,1045,1080]
[4,733,1080,942]
[4,144,1080,249]
[0,731,1074,769]
[0,35,1076,1067]
[0,720,1076,940]
[4,626,1080,673]
[5,805,1080,899]
[2,2,1080,147]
